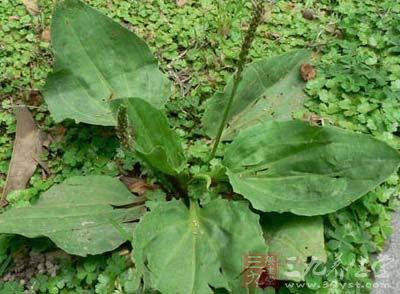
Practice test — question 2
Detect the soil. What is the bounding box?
[1,250,70,287]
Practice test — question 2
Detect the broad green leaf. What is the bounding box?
[44,0,171,126]
[111,98,185,175]
[224,120,400,216]
[202,50,309,141]
[261,214,326,282]
[0,176,145,256]
[133,199,266,294]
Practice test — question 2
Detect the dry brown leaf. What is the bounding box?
[302,9,315,20]
[325,23,337,34]
[176,0,186,7]
[48,124,66,144]
[130,181,157,196]
[121,21,135,32]
[25,90,43,106]
[0,188,6,208]
[1,107,48,203]
[119,176,157,196]
[40,28,51,43]
[303,113,325,126]
[264,31,280,40]
[22,0,40,15]
[300,63,316,81]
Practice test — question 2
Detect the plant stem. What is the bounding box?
[208,71,240,161]
[208,0,265,160]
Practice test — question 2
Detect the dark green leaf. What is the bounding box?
[133,199,266,293]
[111,98,186,175]
[224,120,400,215]
[44,0,170,126]
[262,214,326,281]
[202,50,310,140]
[0,176,145,256]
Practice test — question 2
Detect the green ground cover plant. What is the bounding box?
[1,0,399,293]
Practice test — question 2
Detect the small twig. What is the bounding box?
[168,69,187,97]
[8,104,42,109]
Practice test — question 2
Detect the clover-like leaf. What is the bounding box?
[111,98,186,175]
[262,213,326,281]
[202,50,309,140]
[133,199,266,294]
[224,120,400,215]
[0,176,145,256]
[44,0,171,126]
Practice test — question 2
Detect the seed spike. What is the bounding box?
[209,0,266,160]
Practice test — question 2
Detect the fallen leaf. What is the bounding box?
[325,23,337,34]
[264,31,280,40]
[176,0,186,7]
[22,0,40,16]
[118,248,131,256]
[335,29,344,39]
[1,107,48,203]
[303,113,325,126]
[48,124,66,143]
[302,9,315,20]
[300,63,316,81]
[119,176,157,196]
[121,21,135,32]
[40,28,51,43]
[25,90,43,106]
[0,189,6,208]
[130,181,157,196]
[283,2,295,10]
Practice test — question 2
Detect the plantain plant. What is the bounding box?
[0,0,399,293]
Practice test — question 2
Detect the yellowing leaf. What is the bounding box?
[22,0,40,15]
